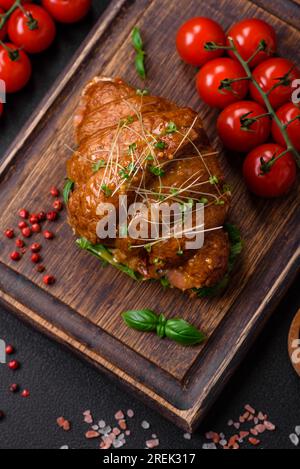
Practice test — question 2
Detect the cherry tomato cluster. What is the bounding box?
[0,0,92,113]
[176,17,299,198]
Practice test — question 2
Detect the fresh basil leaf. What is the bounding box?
[76,238,142,281]
[132,27,143,51]
[63,179,74,204]
[135,51,146,80]
[160,277,170,288]
[122,309,158,332]
[196,274,230,298]
[165,319,206,345]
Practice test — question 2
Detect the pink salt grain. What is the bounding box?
[115,410,124,420]
[255,424,266,434]
[118,419,127,430]
[264,421,276,431]
[85,430,100,439]
[146,439,159,449]
[245,405,255,414]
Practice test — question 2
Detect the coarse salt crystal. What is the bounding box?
[115,410,124,420]
[101,425,111,435]
[245,405,255,414]
[183,433,191,440]
[255,424,266,434]
[295,426,300,436]
[264,421,276,431]
[60,445,69,449]
[113,439,125,449]
[98,420,106,429]
[141,420,150,430]
[202,443,217,450]
[85,430,100,439]
[146,439,159,449]
[127,409,134,418]
[289,433,299,446]
[119,419,127,430]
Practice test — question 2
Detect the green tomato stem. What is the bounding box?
[227,37,300,168]
[0,0,21,31]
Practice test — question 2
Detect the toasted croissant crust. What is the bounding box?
[67,77,231,291]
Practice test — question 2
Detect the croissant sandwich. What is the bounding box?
[65,77,241,296]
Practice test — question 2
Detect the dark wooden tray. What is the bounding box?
[0,0,299,431]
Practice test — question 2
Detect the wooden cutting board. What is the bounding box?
[0,0,299,432]
[288,309,300,376]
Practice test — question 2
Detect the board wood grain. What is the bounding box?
[0,0,299,431]
[288,309,300,377]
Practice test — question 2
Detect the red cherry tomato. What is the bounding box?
[227,18,277,68]
[196,58,249,109]
[243,143,296,197]
[217,101,271,152]
[272,103,300,151]
[0,7,8,41]
[0,42,32,93]
[41,0,91,24]
[176,17,226,67]
[8,4,56,54]
[250,58,300,109]
[0,0,31,8]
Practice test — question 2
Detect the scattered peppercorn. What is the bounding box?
[43,230,54,240]
[18,221,28,230]
[30,243,42,253]
[36,264,46,273]
[21,227,32,238]
[19,209,29,219]
[8,360,20,370]
[10,251,21,261]
[31,223,41,233]
[50,186,60,197]
[0,411,5,420]
[5,345,14,355]
[53,200,63,211]
[16,239,25,248]
[5,229,14,239]
[31,253,41,264]
[29,214,39,225]
[9,383,19,393]
[21,389,30,398]
[43,275,55,285]
[38,211,46,222]
[47,211,58,222]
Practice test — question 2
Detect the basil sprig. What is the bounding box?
[122,309,206,346]
[132,27,146,80]
[63,178,74,204]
